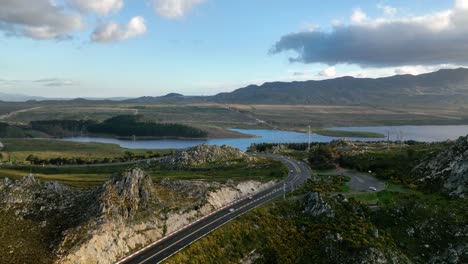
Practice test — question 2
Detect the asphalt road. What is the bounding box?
[117,154,311,264]
[324,169,386,192]
[344,171,385,191]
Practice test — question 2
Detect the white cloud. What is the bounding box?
[377,3,397,16]
[272,1,468,67]
[351,8,367,23]
[34,78,78,87]
[152,0,206,19]
[0,0,83,39]
[318,66,337,77]
[455,0,468,10]
[91,16,147,43]
[395,66,418,75]
[67,0,124,15]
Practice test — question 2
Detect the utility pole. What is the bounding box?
[387,130,390,149]
[307,125,311,151]
[283,182,286,200]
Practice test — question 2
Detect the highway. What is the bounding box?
[117,154,311,264]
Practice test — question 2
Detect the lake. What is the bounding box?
[61,125,468,151]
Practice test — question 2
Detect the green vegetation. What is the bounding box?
[315,129,385,138]
[148,158,288,182]
[371,192,467,262]
[339,141,451,186]
[0,139,287,187]
[292,174,351,195]
[0,210,55,264]
[168,196,398,264]
[31,115,208,138]
[0,138,171,164]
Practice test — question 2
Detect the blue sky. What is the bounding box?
[0,0,465,98]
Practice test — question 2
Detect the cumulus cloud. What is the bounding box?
[318,66,337,77]
[377,4,397,16]
[152,0,206,19]
[271,0,468,67]
[395,66,418,75]
[91,16,147,43]
[0,0,83,39]
[67,0,124,15]
[351,8,367,23]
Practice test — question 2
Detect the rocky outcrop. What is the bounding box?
[58,170,275,264]
[99,169,153,220]
[162,144,252,169]
[1,156,276,264]
[412,135,468,198]
[303,192,335,217]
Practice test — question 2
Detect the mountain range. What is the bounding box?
[2,68,468,107]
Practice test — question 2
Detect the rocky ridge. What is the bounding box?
[413,135,468,198]
[0,167,275,264]
[162,144,253,169]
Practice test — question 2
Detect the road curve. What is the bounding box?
[116,154,311,264]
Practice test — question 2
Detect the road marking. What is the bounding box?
[139,193,278,264]
[117,155,310,264]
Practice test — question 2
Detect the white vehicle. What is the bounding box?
[248,196,253,200]
[229,208,235,212]
[368,186,377,191]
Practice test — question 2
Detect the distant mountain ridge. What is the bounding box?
[0,92,46,102]
[212,68,468,106]
[3,68,468,106]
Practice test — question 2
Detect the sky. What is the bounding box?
[1,0,467,98]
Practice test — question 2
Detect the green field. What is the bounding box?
[0,138,172,162]
[2,102,466,140]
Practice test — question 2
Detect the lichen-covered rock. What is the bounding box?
[303,192,335,217]
[58,172,275,264]
[162,144,251,169]
[0,165,276,264]
[99,169,153,220]
[412,135,468,198]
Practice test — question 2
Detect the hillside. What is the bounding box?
[4,68,468,108]
[213,68,468,107]
[413,135,468,198]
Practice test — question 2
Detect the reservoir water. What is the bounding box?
[61,125,468,151]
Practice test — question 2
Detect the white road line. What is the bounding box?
[116,155,307,264]
[140,193,277,264]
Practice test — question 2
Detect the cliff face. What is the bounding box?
[412,135,468,198]
[0,168,275,264]
[51,168,273,264]
[99,169,154,220]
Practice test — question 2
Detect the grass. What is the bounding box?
[0,138,172,163]
[348,181,423,205]
[349,192,379,204]
[314,129,385,138]
[4,103,468,138]
[0,168,111,188]
[0,157,287,188]
[149,158,288,183]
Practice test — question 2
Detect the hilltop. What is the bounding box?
[213,68,468,107]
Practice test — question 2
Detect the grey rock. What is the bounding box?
[99,168,153,220]
[413,136,468,198]
[303,192,335,218]
[162,144,249,169]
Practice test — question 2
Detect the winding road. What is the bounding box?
[116,154,311,264]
